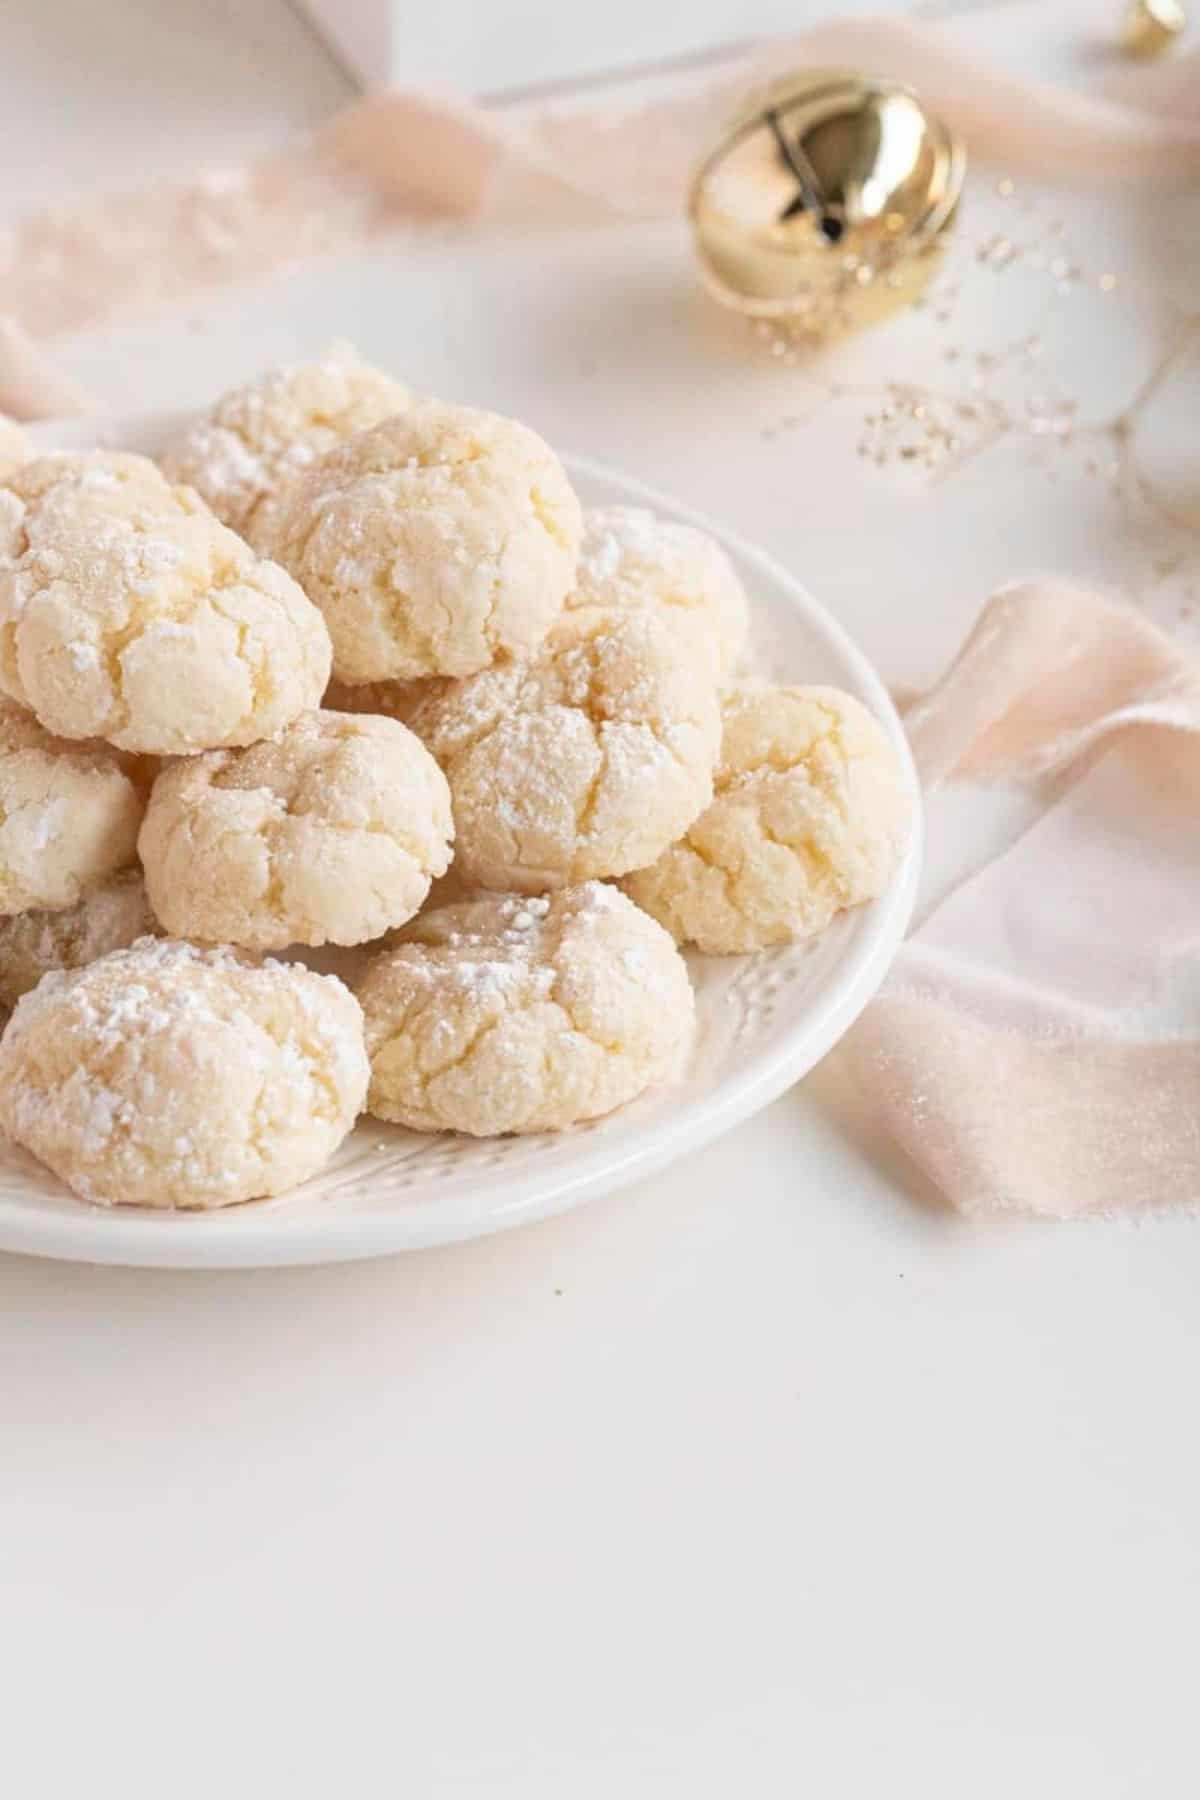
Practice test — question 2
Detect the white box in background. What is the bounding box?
[289,0,847,94]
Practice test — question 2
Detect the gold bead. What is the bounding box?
[689,70,965,343]
[1120,0,1186,56]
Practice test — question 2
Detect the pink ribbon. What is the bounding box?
[845,582,1200,1218]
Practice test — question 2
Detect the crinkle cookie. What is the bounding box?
[409,606,720,893]
[0,938,369,1208]
[0,451,332,754]
[569,506,749,677]
[624,683,911,953]
[159,344,411,553]
[273,403,582,683]
[0,868,154,1012]
[0,696,144,915]
[0,415,29,478]
[358,882,694,1136]
[139,710,453,950]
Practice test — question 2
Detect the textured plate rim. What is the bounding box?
[0,425,921,1267]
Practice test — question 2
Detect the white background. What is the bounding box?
[2,3,1199,1794]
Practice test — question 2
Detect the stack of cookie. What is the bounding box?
[0,346,909,1210]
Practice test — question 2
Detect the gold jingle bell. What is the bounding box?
[689,70,966,342]
[1119,0,1186,57]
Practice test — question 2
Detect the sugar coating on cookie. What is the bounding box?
[569,506,749,677]
[273,403,582,683]
[0,695,144,915]
[0,415,29,478]
[1,449,171,524]
[409,606,720,893]
[624,683,911,953]
[358,882,694,1136]
[159,345,411,553]
[0,938,369,1209]
[0,451,332,753]
[0,868,154,1011]
[139,710,454,950]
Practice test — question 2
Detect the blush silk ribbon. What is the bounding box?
[843,581,1200,1218]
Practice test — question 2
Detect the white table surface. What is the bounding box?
[3,5,1199,1795]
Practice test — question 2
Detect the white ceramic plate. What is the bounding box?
[0,412,920,1267]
